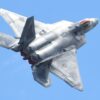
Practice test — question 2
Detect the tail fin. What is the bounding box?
[0,32,18,50]
[19,16,36,49]
[32,61,51,87]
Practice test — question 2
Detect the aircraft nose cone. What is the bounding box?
[90,18,99,26]
[95,18,99,25]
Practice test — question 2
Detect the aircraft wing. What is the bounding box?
[51,48,83,91]
[0,8,48,38]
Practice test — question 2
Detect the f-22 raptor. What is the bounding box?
[0,9,99,91]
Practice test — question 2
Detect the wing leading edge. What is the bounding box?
[0,8,27,38]
[51,48,83,91]
[0,8,47,38]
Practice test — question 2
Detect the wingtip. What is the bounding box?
[74,83,84,91]
[0,8,5,15]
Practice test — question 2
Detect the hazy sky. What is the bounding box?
[0,0,100,100]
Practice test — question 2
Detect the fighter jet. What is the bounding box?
[0,9,99,91]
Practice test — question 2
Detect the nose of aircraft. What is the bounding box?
[90,18,99,26]
[79,18,99,33]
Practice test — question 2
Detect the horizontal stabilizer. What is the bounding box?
[51,48,83,91]
[0,32,17,49]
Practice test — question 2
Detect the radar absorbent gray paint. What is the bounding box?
[0,9,99,91]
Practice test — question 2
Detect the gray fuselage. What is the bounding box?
[23,18,98,64]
